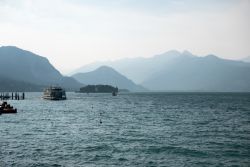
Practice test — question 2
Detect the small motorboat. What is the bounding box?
[112,91,117,96]
[0,102,17,114]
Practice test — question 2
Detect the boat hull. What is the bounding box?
[42,96,66,100]
[0,108,17,114]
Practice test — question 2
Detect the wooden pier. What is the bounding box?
[0,92,25,100]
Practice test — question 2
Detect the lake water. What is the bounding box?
[0,92,250,166]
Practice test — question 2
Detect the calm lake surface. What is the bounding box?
[1,92,250,166]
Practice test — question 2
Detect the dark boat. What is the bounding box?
[43,86,66,100]
[0,102,17,114]
[112,91,117,96]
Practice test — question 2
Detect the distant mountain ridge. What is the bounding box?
[72,50,250,92]
[71,50,195,84]
[72,66,146,92]
[242,56,250,63]
[0,46,83,91]
[142,54,250,91]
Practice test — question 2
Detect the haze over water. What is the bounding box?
[1,92,249,166]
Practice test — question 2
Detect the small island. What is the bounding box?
[79,85,118,93]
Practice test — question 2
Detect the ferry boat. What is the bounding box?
[43,86,66,100]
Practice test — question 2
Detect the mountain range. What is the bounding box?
[71,50,200,84]
[1,46,250,92]
[0,46,82,91]
[72,66,145,92]
[72,50,250,92]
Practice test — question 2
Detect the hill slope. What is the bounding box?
[0,46,82,90]
[0,76,44,92]
[72,66,145,92]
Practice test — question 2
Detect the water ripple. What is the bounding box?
[0,92,250,166]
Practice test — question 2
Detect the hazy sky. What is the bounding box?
[0,0,249,74]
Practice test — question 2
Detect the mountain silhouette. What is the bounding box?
[142,54,250,91]
[72,66,146,92]
[71,50,195,83]
[0,46,82,91]
[72,50,250,92]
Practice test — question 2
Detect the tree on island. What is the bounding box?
[79,85,118,93]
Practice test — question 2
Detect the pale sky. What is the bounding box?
[0,0,249,74]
